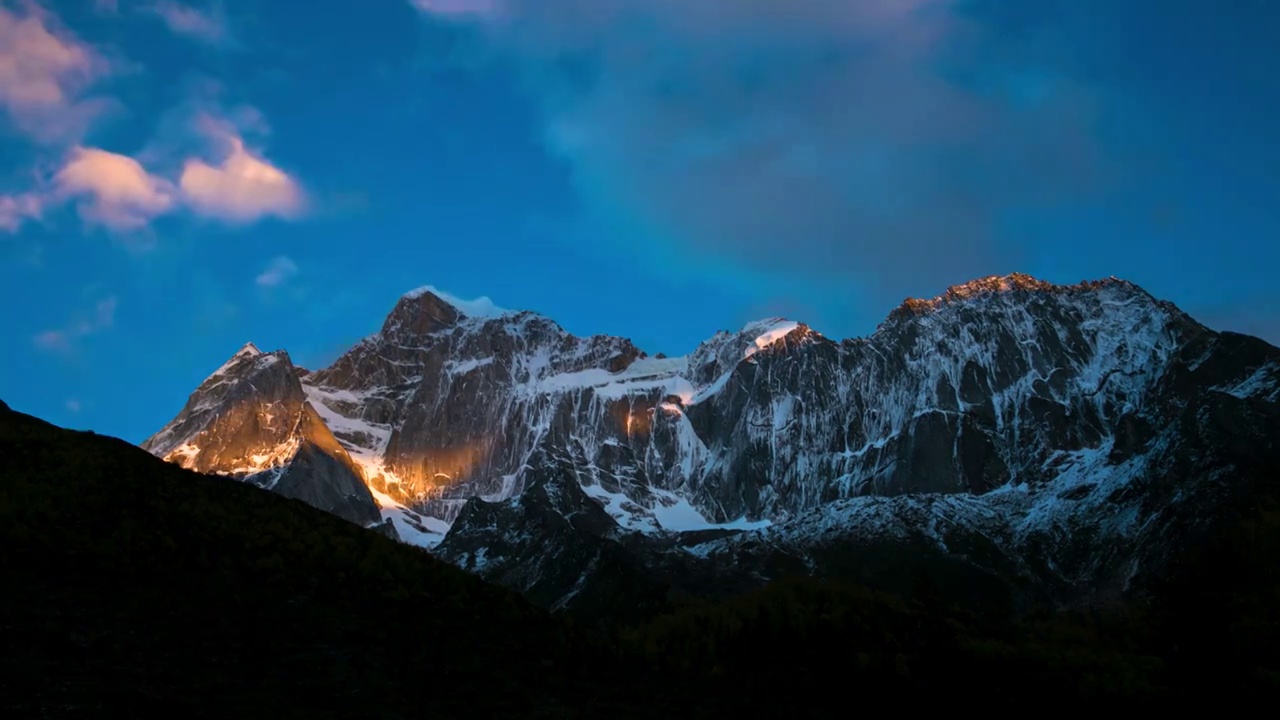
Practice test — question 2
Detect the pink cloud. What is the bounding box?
[35,107,305,234]
[145,1,231,46]
[179,124,305,224]
[55,147,176,231]
[0,4,114,143]
[0,192,43,232]
[0,22,306,238]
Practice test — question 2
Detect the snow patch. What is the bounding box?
[223,435,302,477]
[369,487,449,549]
[651,489,772,532]
[1213,362,1279,401]
[581,482,652,532]
[302,384,392,464]
[743,319,800,360]
[404,285,510,319]
[579,481,772,534]
[446,357,495,375]
[529,354,692,400]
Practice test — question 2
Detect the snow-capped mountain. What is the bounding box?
[144,274,1280,611]
[141,342,386,530]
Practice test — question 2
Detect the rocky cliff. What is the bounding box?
[143,343,385,530]
[143,275,1280,612]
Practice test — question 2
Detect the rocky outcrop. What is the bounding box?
[437,442,665,615]
[143,343,381,527]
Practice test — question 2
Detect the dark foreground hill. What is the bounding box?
[0,400,652,719]
[3,399,1279,716]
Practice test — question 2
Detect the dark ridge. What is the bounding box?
[0,401,657,718]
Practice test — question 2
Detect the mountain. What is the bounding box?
[142,342,387,531]
[142,274,1280,616]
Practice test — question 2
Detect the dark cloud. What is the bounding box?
[418,0,1118,300]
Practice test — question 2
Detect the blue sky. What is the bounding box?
[1,0,1277,443]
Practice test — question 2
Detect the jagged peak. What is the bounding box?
[382,290,462,339]
[202,344,297,389]
[739,316,797,336]
[888,273,1144,322]
[207,342,266,379]
[235,342,262,358]
[379,285,519,342]
[737,318,807,358]
[401,285,512,320]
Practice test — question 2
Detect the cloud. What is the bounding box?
[0,4,114,143]
[0,192,43,232]
[255,255,299,288]
[144,1,232,46]
[33,295,118,355]
[54,146,175,231]
[65,398,81,413]
[9,99,306,235]
[0,12,304,237]
[411,0,1115,300]
[178,120,306,223]
[33,329,73,353]
[409,0,500,17]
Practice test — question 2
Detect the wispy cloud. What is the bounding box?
[144,1,232,47]
[255,255,299,288]
[33,295,118,355]
[64,398,81,413]
[410,0,1114,300]
[409,0,500,18]
[0,192,43,232]
[0,4,116,143]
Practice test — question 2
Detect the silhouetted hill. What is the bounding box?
[0,401,655,718]
[3,400,1279,716]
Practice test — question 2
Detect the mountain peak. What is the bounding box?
[889,273,1143,321]
[738,318,804,357]
[402,285,510,320]
[204,342,268,381]
[381,290,462,340]
[380,286,513,342]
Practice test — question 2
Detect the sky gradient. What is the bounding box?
[1,0,1278,444]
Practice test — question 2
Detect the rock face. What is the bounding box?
[143,343,384,529]
[144,274,1280,613]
